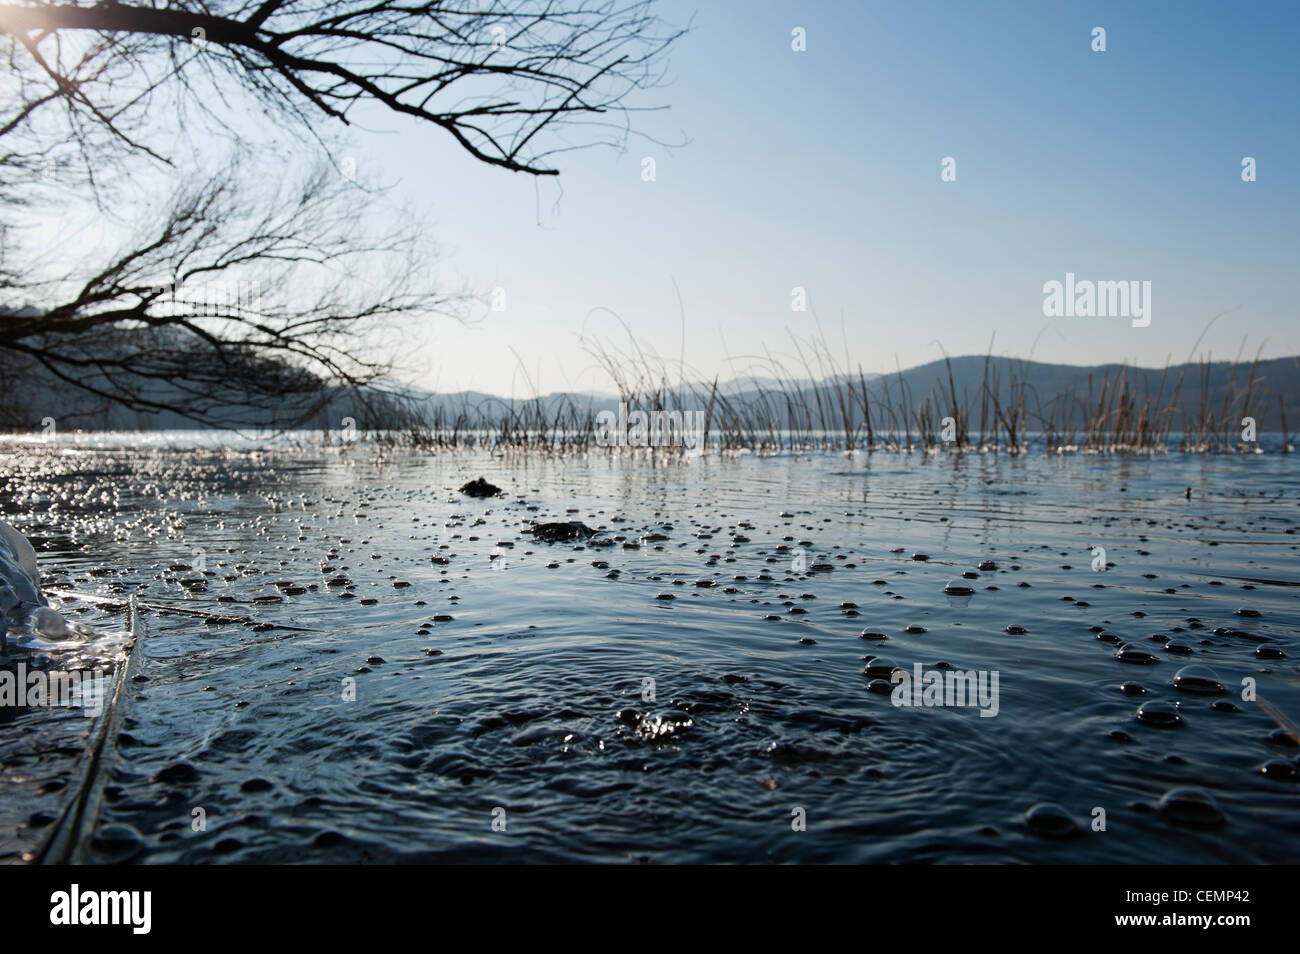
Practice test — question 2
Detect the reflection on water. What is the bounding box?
[2,435,1298,863]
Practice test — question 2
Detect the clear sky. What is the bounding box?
[344,0,1300,398]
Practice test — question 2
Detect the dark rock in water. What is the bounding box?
[863,657,901,680]
[527,521,597,542]
[1171,665,1225,695]
[1025,802,1078,837]
[1213,626,1267,641]
[1211,700,1240,712]
[459,477,502,498]
[1266,728,1300,748]
[1119,682,1147,696]
[1136,700,1183,727]
[1157,788,1225,826]
[943,581,975,596]
[1005,625,1027,635]
[1115,643,1159,665]
[1256,645,1287,660]
[91,823,146,861]
[764,740,831,765]
[153,761,199,785]
[1261,759,1300,780]
[241,777,274,793]
[866,679,894,695]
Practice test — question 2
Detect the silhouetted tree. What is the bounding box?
[2,157,459,425]
[0,0,683,426]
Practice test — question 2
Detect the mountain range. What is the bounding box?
[4,354,1297,433]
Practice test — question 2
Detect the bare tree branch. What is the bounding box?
[0,0,685,175]
[1,155,467,426]
[0,1,683,428]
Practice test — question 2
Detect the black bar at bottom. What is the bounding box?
[2,864,1274,941]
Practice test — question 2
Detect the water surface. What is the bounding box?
[2,438,1298,863]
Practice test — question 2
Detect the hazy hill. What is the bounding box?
[3,354,1296,433]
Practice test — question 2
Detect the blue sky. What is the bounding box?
[347,0,1300,397]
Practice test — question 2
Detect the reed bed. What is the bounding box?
[332,331,1293,457]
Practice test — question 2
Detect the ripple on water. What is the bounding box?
[624,710,693,742]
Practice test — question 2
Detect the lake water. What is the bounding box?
[2,436,1298,863]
